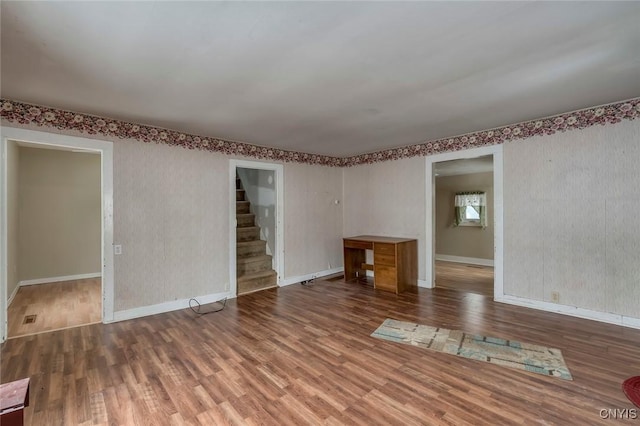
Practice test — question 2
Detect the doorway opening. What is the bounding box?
[1,128,114,342]
[229,160,284,297]
[425,145,503,300]
[433,155,494,297]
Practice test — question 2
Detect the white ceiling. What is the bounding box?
[2,2,640,158]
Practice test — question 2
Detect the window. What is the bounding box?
[454,192,487,228]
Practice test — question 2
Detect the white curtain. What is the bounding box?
[454,192,487,228]
[454,192,486,207]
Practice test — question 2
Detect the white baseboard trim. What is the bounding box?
[7,284,20,307]
[496,294,640,330]
[435,254,494,267]
[417,279,432,289]
[280,267,344,287]
[19,272,102,286]
[111,291,232,323]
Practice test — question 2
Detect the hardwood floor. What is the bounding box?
[435,260,494,297]
[7,278,102,338]
[2,277,639,425]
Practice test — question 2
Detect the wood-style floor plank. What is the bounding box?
[8,278,102,338]
[2,277,640,425]
[435,260,493,296]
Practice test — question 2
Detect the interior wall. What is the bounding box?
[113,138,344,311]
[237,168,276,257]
[435,171,494,260]
[114,139,229,311]
[283,163,344,277]
[503,118,640,319]
[343,156,426,282]
[6,141,19,301]
[18,147,101,281]
[5,114,639,323]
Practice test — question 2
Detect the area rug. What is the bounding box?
[371,318,572,380]
[622,376,640,408]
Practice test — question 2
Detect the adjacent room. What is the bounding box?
[6,142,103,338]
[1,1,640,425]
[434,156,495,297]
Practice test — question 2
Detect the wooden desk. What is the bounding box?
[0,378,30,426]
[343,235,417,294]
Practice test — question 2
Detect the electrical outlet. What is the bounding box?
[114,245,122,255]
[551,291,560,303]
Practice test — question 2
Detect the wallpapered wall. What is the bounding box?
[284,163,344,278]
[113,140,345,311]
[435,171,494,260]
[342,119,640,321]
[503,118,640,318]
[2,120,345,312]
[3,109,639,322]
[343,156,427,282]
[113,139,229,311]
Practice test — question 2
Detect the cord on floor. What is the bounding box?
[189,297,227,316]
[301,277,316,286]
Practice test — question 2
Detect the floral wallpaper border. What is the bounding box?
[1,97,639,167]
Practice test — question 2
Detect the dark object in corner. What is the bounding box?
[0,377,30,426]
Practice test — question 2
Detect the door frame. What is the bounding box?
[229,159,284,296]
[425,144,504,299]
[0,127,114,342]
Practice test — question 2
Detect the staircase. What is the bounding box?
[236,176,278,295]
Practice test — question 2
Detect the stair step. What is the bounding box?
[237,255,273,275]
[237,226,260,242]
[236,189,245,201]
[236,201,250,214]
[237,270,277,295]
[236,213,255,228]
[237,240,267,258]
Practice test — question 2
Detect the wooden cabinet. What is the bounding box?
[343,236,417,294]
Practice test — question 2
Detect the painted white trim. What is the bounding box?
[0,127,115,340]
[0,133,7,341]
[113,291,232,322]
[425,144,504,296]
[417,279,432,289]
[435,254,494,267]
[7,283,20,307]
[19,273,102,286]
[496,294,640,330]
[622,316,640,329]
[280,267,344,287]
[230,159,285,296]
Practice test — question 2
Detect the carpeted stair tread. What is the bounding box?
[236,201,250,213]
[237,227,260,242]
[237,254,272,264]
[237,269,277,281]
[237,254,273,275]
[237,270,278,295]
[237,240,267,258]
[236,213,256,227]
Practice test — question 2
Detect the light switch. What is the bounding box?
[114,245,122,255]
